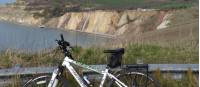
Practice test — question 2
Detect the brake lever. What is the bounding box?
[55,39,61,45]
[55,34,73,59]
[67,46,73,51]
[55,39,59,42]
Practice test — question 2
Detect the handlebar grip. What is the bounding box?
[60,34,64,41]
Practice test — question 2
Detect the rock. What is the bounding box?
[117,12,128,27]
[115,24,128,35]
[157,13,172,30]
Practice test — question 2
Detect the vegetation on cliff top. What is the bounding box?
[15,0,197,18]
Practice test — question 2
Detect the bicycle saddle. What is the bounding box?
[104,48,124,54]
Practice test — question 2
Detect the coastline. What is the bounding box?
[0,20,115,39]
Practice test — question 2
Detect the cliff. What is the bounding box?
[0,6,171,35]
[0,6,198,47]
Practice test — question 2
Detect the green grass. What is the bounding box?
[79,0,196,9]
[91,0,145,8]
[1,43,198,87]
[123,44,198,64]
[0,43,198,68]
[20,0,198,18]
[0,48,64,68]
[153,1,194,9]
[72,44,198,64]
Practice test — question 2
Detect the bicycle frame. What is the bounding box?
[48,56,128,87]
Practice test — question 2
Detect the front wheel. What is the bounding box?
[23,75,69,87]
[109,72,160,87]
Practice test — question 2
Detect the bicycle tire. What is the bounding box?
[109,72,160,87]
[23,75,69,87]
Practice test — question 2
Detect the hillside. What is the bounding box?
[0,0,198,47]
[0,1,198,87]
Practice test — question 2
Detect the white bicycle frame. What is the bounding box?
[48,56,128,87]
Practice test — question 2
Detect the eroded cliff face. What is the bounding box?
[0,6,43,26]
[0,6,198,48]
[0,6,173,35]
[56,10,172,35]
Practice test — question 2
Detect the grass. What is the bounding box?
[7,68,198,87]
[77,0,196,9]
[153,1,194,9]
[73,43,198,64]
[0,43,198,87]
[5,75,22,87]
[0,48,64,68]
[123,44,198,64]
[0,43,198,68]
[90,0,145,8]
[66,0,197,9]
[18,0,197,19]
[154,69,198,87]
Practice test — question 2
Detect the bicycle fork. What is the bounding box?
[48,69,59,87]
[64,61,87,87]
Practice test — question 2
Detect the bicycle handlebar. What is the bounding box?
[56,34,70,48]
[56,34,73,59]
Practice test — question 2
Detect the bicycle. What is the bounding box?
[23,34,159,87]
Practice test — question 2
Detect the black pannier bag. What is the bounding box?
[104,48,124,68]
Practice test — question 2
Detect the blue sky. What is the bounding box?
[0,0,16,5]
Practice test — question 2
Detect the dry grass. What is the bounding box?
[6,68,198,87]
[115,7,198,49]
[0,43,197,87]
[0,42,198,69]
[5,75,22,87]
[154,69,198,87]
[0,48,64,68]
